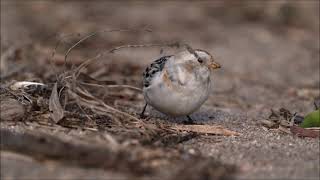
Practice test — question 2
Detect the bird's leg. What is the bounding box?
[184,115,196,124]
[140,103,148,118]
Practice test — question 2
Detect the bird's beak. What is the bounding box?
[209,61,221,70]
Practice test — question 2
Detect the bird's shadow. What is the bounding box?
[145,106,233,125]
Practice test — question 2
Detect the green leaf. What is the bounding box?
[300,110,320,128]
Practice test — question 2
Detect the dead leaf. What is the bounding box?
[305,127,320,131]
[172,124,241,136]
[290,125,319,138]
[49,83,64,123]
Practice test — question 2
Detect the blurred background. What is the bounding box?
[1,0,319,110]
[1,1,319,83]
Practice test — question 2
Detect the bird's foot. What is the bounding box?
[140,114,147,119]
[183,115,197,125]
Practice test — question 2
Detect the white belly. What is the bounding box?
[143,76,211,116]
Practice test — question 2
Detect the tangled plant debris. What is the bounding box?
[261,106,319,138]
[0,31,239,180]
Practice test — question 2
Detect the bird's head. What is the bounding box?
[193,49,221,71]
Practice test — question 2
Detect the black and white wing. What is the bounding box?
[143,55,172,88]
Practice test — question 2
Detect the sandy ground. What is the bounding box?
[1,1,319,180]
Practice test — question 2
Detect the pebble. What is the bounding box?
[0,98,25,121]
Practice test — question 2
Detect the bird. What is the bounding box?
[140,48,221,124]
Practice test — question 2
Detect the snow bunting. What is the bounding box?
[141,48,221,124]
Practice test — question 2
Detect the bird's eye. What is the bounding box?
[198,58,203,63]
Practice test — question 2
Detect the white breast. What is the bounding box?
[143,69,211,116]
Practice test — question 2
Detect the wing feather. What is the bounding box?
[143,56,172,88]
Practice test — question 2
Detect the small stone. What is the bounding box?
[188,148,196,155]
[0,98,26,121]
[260,119,278,128]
